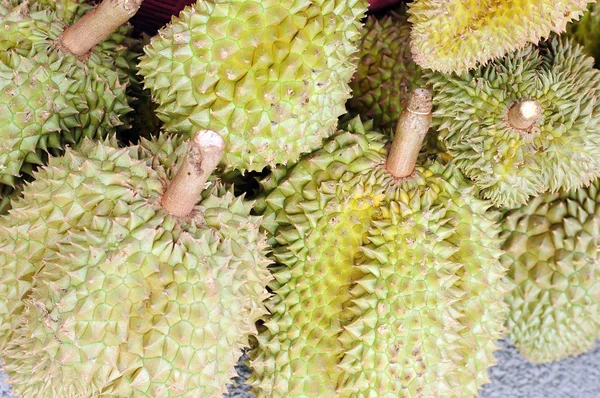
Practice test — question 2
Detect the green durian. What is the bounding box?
[0,0,138,187]
[428,37,600,208]
[408,0,594,74]
[346,10,424,131]
[567,1,600,66]
[138,0,368,173]
[250,90,507,397]
[501,180,600,363]
[0,131,272,397]
[34,0,157,145]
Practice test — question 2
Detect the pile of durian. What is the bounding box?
[0,0,598,397]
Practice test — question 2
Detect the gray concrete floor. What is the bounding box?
[1,339,599,397]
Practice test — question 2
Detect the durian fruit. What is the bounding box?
[428,37,600,208]
[139,0,368,173]
[567,1,600,66]
[0,130,272,397]
[345,10,424,131]
[250,89,507,397]
[501,181,600,363]
[0,0,140,187]
[33,0,155,145]
[408,0,594,74]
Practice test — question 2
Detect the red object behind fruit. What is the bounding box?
[130,0,195,34]
[367,0,401,11]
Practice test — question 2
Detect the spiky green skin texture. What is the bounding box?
[33,0,87,22]
[346,11,424,131]
[249,118,507,397]
[0,136,272,397]
[567,2,600,66]
[408,0,594,74]
[0,0,135,187]
[138,0,367,173]
[501,180,600,363]
[428,37,600,208]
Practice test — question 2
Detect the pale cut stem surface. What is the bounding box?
[507,99,541,130]
[162,130,225,218]
[386,88,433,178]
[59,0,144,56]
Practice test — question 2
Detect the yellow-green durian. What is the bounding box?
[0,132,272,397]
[408,0,594,74]
[138,0,368,173]
[428,37,600,208]
[250,91,507,397]
[0,0,138,187]
[501,180,600,363]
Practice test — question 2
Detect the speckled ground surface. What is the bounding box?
[1,339,599,397]
[480,339,600,398]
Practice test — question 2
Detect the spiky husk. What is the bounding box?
[501,180,600,363]
[346,10,424,131]
[31,0,87,22]
[428,37,600,208]
[567,1,600,67]
[249,118,507,397]
[408,0,594,74]
[139,0,367,173]
[0,135,272,397]
[0,0,136,187]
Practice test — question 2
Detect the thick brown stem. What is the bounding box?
[507,99,541,130]
[162,130,225,218]
[386,88,433,178]
[59,0,144,57]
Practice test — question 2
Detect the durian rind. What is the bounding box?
[408,0,594,74]
[250,118,507,397]
[428,37,600,208]
[139,0,368,172]
[31,0,88,23]
[0,0,135,186]
[501,180,600,363]
[0,134,272,397]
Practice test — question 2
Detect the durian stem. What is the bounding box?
[162,130,225,218]
[507,99,541,130]
[59,0,144,57]
[386,88,433,178]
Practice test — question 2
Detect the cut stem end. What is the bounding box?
[59,0,144,57]
[386,88,433,178]
[507,99,541,130]
[162,130,225,218]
